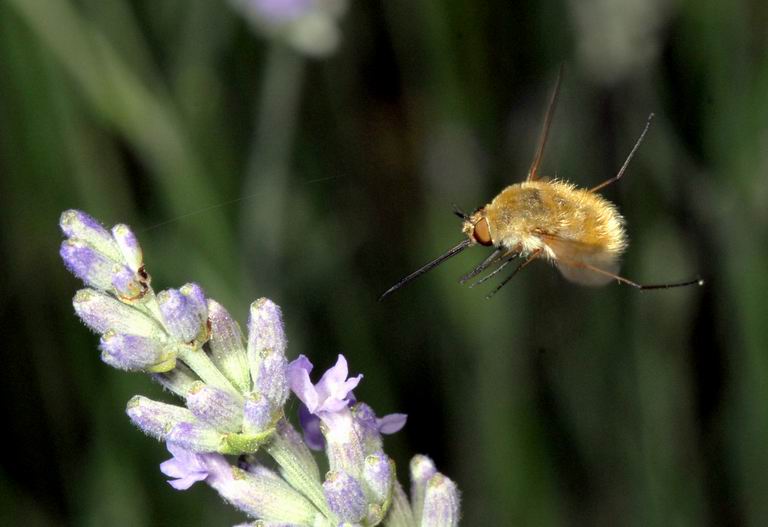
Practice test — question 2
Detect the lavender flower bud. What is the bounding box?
[126,396,195,441]
[254,348,288,409]
[242,394,273,435]
[110,264,146,300]
[60,239,121,292]
[168,421,225,453]
[410,454,437,523]
[209,465,322,525]
[351,402,383,453]
[362,451,392,505]
[325,410,365,479]
[421,473,460,527]
[323,470,367,523]
[111,224,144,273]
[73,289,163,337]
[158,284,208,343]
[99,331,176,372]
[208,299,250,393]
[59,209,121,261]
[247,299,286,371]
[186,382,244,433]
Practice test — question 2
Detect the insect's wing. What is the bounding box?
[542,234,621,286]
[526,65,563,182]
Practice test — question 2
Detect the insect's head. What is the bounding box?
[455,206,492,247]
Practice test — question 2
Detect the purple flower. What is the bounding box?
[288,355,407,450]
[160,443,231,490]
[288,354,361,421]
[248,0,313,24]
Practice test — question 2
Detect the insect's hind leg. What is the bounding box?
[558,257,704,290]
[589,113,654,193]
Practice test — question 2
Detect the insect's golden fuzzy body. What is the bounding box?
[464,180,628,284]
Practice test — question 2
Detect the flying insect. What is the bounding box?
[379,70,702,301]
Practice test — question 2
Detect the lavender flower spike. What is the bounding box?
[60,210,462,527]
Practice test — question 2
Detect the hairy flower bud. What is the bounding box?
[421,473,460,527]
[99,331,175,372]
[186,382,244,433]
[323,469,366,523]
[126,396,195,441]
[73,289,163,337]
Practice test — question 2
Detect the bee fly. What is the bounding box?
[380,69,703,301]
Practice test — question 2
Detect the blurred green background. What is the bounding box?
[1,0,766,525]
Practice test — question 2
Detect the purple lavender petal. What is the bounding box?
[322,469,367,523]
[298,403,324,450]
[314,355,362,412]
[377,413,408,434]
[287,355,319,411]
[160,443,231,490]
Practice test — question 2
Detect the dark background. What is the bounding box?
[1,0,766,525]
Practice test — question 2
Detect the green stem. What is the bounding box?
[241,43,306,289]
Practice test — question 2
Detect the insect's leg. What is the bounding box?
[469,252,519,287]
[589,113,654,193]
[460,248,505,284]
[557,257,704,290]
[527,65,563,182]
[485,250,541,299]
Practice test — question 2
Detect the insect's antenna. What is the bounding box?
[452,204,469,220]
[379,239,472,301]
[527,64,564,182]
[590,113,655,193]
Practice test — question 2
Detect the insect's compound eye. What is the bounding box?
[472,217,492,246]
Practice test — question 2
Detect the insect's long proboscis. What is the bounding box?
[378,239,472,301]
